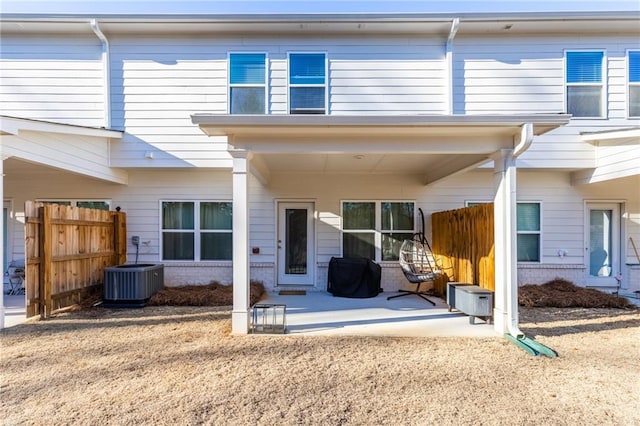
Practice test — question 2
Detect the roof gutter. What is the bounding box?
[445,18,460,114]
[90,19,111,129]
[2,11,639,22]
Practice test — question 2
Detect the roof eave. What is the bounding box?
[0,115,123,138]
[191,113,571,137]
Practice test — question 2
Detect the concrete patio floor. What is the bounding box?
[259,290,498,338]
[2,293,27,328]
[3,282,498,337]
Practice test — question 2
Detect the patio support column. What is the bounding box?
[230,149,252,335]
[492,149,518,335]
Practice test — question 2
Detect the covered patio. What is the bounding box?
[192,113,571,335]
[260,291,497,337]
[0,116,125,328]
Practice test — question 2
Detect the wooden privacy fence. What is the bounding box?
[431,203,494,295]
[25,202,126,318]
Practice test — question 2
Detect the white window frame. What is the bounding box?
[287,51,328,115]
[465,200,542,263]
[627,49,640,119]
[564,49,607,119]
[160,200,232,262]
[516,201,542,263]
[227,52,268,114]
[341,200,415,263]
[37,199,112,210]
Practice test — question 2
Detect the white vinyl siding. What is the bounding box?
[108,37,231,168]
[453,36,565,115]
[0,36,104,127]
[328,38,446,115]
[455,36,636,169]
[107,35,447,166]
[1,128,126,184]
[454,36,633,119]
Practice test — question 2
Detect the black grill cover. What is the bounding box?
[327,257,382,298]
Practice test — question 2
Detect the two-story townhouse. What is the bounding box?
[0,11,638,334]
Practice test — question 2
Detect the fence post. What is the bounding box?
[38,205,53,318]
[113,212,127,265]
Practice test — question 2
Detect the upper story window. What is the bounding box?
[628,51,640,118]
[229,53,267,114]
[288,53,327,114]
[566,51,605,118]
[342,201,415,262]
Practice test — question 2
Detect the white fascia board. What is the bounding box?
[0,116,123,139]
[192,114,570,137]
[581,128,640,144]
[2,11,638,21]
[3,13,638,37]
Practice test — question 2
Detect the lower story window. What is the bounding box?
[342,201,415,261]
[517,202,541,262]
[162,201,232,261]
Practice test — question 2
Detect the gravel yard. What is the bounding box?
[1,304,638,425]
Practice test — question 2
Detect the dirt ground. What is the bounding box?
[1,304,639,425]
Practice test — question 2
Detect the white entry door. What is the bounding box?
[586,203,620,287]
[277,202,315,286]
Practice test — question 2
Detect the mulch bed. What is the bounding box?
[145,278,635,309]
[518,278,636,309]
[148,280,266,306]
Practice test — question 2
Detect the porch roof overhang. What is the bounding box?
[0,115,128,184]
[580,127,640,145]
[571,127,640,186]
[192,114,570,185]
[0,115,123,139]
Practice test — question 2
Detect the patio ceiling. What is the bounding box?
[192,114,570,184]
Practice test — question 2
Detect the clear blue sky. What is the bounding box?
[1,0,639,15]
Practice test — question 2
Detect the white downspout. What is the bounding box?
[514,122,534,158]
[90,19,111,129]
[445,18,460,115]
[506,122,534,338]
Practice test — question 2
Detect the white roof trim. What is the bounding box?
[581,127,640,143]
[2,11,638,21]
[192,114,570,137]
[0,116,123,139]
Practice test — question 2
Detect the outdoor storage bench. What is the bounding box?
[447,283,493,324]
